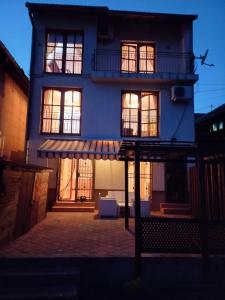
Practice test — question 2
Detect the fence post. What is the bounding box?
[197,152,208,260]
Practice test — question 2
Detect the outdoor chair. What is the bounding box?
[130,198,150,217]
[98,197,119,217]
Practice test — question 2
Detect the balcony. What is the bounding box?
[91,49,198,83]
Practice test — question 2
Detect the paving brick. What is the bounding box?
[0,212,135,257]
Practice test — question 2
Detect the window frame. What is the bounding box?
[120,42,155,74]
[44,29,84,75]
[121,90,159,138]
[40,87,82,135]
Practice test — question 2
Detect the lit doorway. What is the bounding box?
[59,158,94,201]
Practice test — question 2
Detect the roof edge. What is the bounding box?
[25,2,197,21]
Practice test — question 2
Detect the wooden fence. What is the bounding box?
[0,160,51,245]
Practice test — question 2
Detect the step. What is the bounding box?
[162,207,191,215]
[0,270,80,286]
[55,201,95,207]
[51,206,95,212]
[0,285,78,300]
[0,260,80,300]
[160,202,190,209]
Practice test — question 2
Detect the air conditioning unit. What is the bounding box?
[171,86,192,103]
[97,23,114,40]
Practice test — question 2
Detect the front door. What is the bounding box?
[75,159,94,201]
[59,158,94,201]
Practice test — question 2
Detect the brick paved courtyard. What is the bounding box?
[0,212,135,257]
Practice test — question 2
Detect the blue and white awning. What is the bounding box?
[38,139,121,160]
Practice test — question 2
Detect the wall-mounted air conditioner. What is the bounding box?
[171,86,192,103]
[97,23,114,41]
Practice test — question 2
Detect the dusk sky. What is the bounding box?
[0,0,225,113]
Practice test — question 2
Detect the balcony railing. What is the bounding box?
[93,49,195,74]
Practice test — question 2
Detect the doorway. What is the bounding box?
[59,158,94,201]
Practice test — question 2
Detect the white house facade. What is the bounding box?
[26,3,198,212]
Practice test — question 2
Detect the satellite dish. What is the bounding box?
[201,49,208,65]
[195,49,214,67]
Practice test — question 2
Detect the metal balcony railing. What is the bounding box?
[93,49,195,74]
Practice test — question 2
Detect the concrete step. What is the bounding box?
[160,202,190,209]
[0,259,80,300]
[161,207,191,215]
[0,285,78,300]
[55,201,95,207]
[52,206,95,212]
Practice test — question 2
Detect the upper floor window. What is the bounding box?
[45,31,83,74]
[121,91,158,137]
[41,88,81,135]
[121,43,155,73]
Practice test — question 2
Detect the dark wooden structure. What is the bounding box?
[119,140,225,270]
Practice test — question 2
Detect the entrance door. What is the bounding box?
[59,158,94,201]
[75,159,94,201]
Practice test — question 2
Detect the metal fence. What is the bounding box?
[93,49,195,74]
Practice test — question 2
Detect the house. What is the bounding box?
[26,3,198,213]
[196,104,225,143]
[0,41,29,162]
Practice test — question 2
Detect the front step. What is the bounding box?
[160,203,190,215]
[0,259,80,300]
[55,201,95,207]
[52,206,95,212]
[52,201,95,212]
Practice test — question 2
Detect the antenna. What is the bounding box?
[195,49,214,67]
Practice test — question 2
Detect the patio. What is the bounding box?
[0,212,135,257]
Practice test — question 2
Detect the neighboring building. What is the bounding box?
[26,3,198,211]
[196,104,225,142]
[0,41,29,162]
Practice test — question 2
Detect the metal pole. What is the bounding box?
[125,159,129,230]
[134,141,141,276]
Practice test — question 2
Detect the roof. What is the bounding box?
[26,2,197,22]
[0,41,29,96]
[196,103,225,124]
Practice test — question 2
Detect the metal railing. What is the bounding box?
[93,49,195,74]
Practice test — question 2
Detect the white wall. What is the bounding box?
[95,160,124,190]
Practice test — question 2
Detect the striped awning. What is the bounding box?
[38,139,121,160]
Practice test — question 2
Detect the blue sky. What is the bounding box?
[0,0,225,113]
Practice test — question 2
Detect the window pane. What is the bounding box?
[64,106,72,119]
[42,89,61,134]
[52,105,60,119]
[139,45,154,73]
[150,94,157,109]
[64,91,73,106]
[51,119,60,133]
[121,43,137,73]
[52,90,61,105]
[65,33,83,74]
[45,33,63,73]
[63,90,81,134]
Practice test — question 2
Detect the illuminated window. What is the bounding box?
[218,121,224,130]
[121,43,155,73]
[45,32,83,74]
[128,162,153,200]
[41,89,81,134]
[121,91,158,137]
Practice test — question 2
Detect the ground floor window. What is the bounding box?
[128,161,153,200]
[59,158,94,201]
